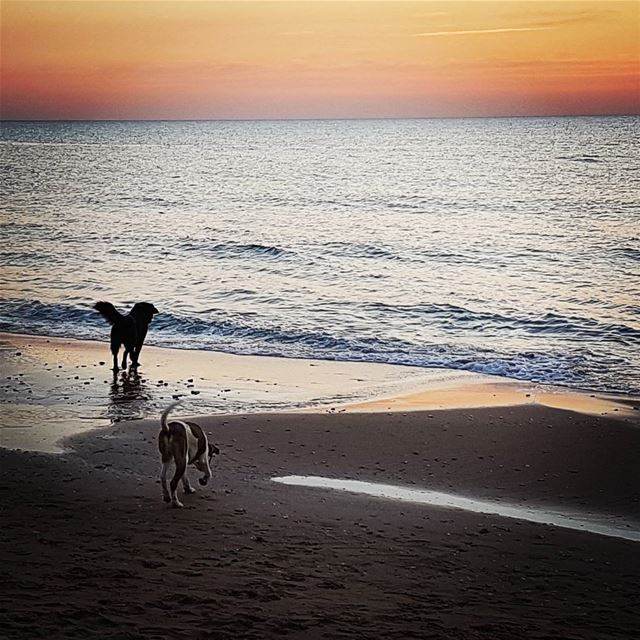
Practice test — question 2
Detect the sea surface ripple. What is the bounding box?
[1,117,638,394]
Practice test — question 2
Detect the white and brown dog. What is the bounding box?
[158,402,219,508]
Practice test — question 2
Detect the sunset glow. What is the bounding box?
[1,0,639,119]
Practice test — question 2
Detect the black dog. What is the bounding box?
[94,301,159,371]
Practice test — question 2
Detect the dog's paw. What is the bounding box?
[163,494,171,503]
[171,500,184,509]
[184,487,196,495]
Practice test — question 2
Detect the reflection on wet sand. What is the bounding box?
[107,369,155,423]
[272,476,640,543]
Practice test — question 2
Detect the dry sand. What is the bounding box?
[1,406,639,639]
[342,381,635,417]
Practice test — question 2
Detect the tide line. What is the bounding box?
[272,475,640,543]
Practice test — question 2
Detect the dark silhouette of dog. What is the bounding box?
[94,301,159,371]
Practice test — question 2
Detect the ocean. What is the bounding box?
[1,117,638,395]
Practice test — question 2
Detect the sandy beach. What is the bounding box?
[2,407,640,639]
[4,7,639,635]
[1,333,639,639]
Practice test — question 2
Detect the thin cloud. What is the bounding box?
[414,27,553,37]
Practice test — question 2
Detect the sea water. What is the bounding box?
[1,117,638,394]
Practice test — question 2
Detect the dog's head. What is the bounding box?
[131,302,159,324]
[208,442,221,460]
[196,441,220,486]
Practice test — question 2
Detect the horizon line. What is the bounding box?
[2,113,639,124]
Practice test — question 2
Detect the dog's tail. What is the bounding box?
[94,301,123,325]
[160,401,181,432]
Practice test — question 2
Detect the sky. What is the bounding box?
[1,0,639,119]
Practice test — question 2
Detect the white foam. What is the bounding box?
[272,475,640,543]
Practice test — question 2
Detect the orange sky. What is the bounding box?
[1,1,639,119]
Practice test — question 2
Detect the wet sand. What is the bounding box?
[0,331,478,452]
[1,405,639,639]
[1,331,634,453]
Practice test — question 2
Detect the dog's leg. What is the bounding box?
[169,459,187,508]
[133,326,148,367]
[111,346,120,372]
[160,462,171,503]
[199,456,213,487]
[110,333,120,372]
[182,473,196,495]
[123,338,136,369]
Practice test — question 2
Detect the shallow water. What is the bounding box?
[1,117,639,393]
[272,476,640,542]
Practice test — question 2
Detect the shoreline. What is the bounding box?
[1,330,637,453]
